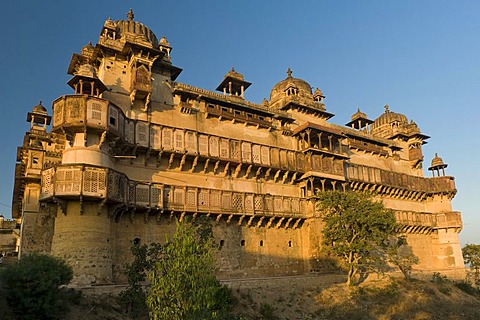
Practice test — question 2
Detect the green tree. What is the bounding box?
[0,253,75,320]
[119,242,162,318]
[146,218,232,320]
[462,244,480,284]
[316,191,397,286]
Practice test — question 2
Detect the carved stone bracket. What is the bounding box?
[52,197,68,216]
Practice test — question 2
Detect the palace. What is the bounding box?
[12,10,464,284]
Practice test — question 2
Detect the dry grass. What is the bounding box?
[3,273,480,319]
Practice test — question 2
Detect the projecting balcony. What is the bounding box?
[39,164,308,218]
[346,164,457,194]
[52,95,109,133]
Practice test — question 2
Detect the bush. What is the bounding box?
[0,253,75,320]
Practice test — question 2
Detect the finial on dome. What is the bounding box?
[286,68,292,78]
[384,104,390,113]
[127,9,134,21]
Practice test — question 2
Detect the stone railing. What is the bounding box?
[346,164,456,195]
[40,164,308,217]
[173,82,272,114]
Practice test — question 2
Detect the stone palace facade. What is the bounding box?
[12,10,464,284]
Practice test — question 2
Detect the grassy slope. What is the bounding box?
[2,274,480,319]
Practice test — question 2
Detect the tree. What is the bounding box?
[0,253,75,320]
[462,244,480,284]
[146,218,232,320]
[316,191,397,286]
[119,242,162,318]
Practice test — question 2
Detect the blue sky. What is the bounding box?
[1,1,479,245]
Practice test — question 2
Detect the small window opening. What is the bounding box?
[288,241,292,247]
[133,237,141,246]
[219,240,225,249]
[260,240,264,247]
[109,117,116,126]
[240,240,245,246]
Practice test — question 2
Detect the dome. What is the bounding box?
[269,68,313,102]
[430,153,447,168]
[159,36,171,47]
[32,101,47,115]
[225,67,245,81]
[371,105,408,130]
[110,9,159,48]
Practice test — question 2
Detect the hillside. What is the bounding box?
[2,273,480,319]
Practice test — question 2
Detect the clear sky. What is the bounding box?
[1,1,478,244]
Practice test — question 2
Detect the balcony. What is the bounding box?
[40,164,308,218]
[52,95,108,133]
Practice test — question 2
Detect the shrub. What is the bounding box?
[0,253,75,320]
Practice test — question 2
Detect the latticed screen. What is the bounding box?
[67,97,85,121]
[283,198,291,212]
[83,169,106,196]
[209,136,219,157]
[174,130,184,151]
[221,193,231,209]
[186,190,197,207]
[135,185,150,206]
[198,190,209,207]
[270,148,280,167]
[210,190,221,207]
[265,197,273,211]
[128,182,136,204]
[56,168,82,195]
[232,193,243,211]
[288,151,296,170]
[150,184,162,207]
[230,140,240,161]
[136,122,148,147]
[198,135,208,155]
[291,199,300,213]
[245,194,254,211]
[162,128,173,150]
[174,189,184,205]
[254,195,264,210]
[53,100,64,127]
[274,198,283,212]
[125,120,134,144]
[185,131,197,153]
[261,146,270,165]
[149,125,161,149]
[252,145,261,164]
[220,139,229,159]
[41,168,55,198]
[108,170,126,202]
[90,102,103,122]
[241,142,251,163]
[280,150,288,169]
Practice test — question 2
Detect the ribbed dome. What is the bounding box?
[371,105,408,130]
[431,153,446,168]
[32,101,47,115]
[270,68,313,102]
[103,9,159,48]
